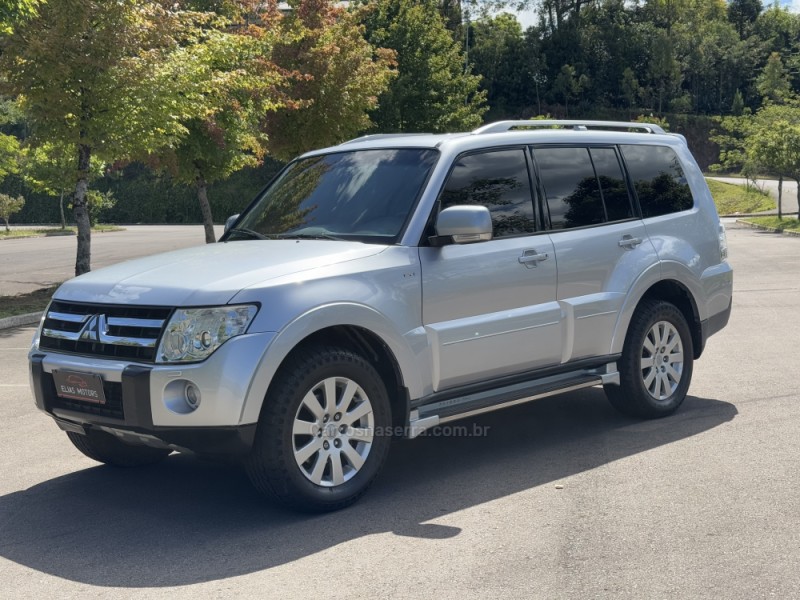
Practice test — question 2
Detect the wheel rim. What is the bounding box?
[641,320,684,401]
[292,376,375,488]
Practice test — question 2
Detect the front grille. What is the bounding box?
[45,373,125,420]
[39,300,172,362]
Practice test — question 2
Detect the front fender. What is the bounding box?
[238,302,429,424]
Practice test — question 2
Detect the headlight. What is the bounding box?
[156,305,258,363]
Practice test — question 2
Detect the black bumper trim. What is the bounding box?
[700,299,732,355]
[31,354,257,457]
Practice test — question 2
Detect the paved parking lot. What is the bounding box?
[0,225,223,296]
[0,222,798,598]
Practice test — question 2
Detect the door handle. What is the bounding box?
[618,235,643,249]
[519,249,549,267]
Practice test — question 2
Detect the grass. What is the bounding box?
[740,216,800,232]
[0,224,124,240]
[0,285,58,319]
[705,179,775,215]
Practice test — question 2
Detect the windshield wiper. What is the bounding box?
[277,233,345,241]
[228,227,271,240]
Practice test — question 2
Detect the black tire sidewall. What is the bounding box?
[254,347,392,509]
[621,301,694,416]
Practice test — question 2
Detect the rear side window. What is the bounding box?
[439,149,535,237]
[620,145,694,217]
[535,147,605,229]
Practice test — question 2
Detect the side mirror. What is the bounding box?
[224,214,240,233]
[435,205,493,244]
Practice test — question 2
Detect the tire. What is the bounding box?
[605,299,694,419]
[66,429,171,467]
[245,345,392,512]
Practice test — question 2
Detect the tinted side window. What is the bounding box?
[620,144,694,217]
[535,147,604,229]
[590,147,634,222]
[440,149,535,237]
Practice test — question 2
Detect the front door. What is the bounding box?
[419,148,563,392]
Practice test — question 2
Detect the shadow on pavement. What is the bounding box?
[0,389,736,587]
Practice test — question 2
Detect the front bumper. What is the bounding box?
[28,331,276,456]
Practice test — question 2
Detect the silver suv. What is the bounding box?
[28,120,732,511]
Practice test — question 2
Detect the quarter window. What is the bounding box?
[620,145,694,217]
[439,149,535,237]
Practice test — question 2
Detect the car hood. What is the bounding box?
[53,240,387,306]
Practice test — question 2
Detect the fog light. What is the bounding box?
[185,383,201,409]
[164,379,202,414]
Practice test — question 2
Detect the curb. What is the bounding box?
[0,311,42,330]
[735,219,800,237]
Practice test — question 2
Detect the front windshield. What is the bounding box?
[227,148,439,244]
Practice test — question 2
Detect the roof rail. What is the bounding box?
[472,120,667,135]
[339,133,431,146]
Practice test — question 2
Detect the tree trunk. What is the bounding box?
[3,217,8,232]
[777,175,782,220]
[73,144,92,276]
[196,174,216,244]
[59,190,66,229]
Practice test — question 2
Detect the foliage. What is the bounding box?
[265,0,396,161]
[756,52,794,104]
[467,13,533,120]
[147,6,287,243]
[0,0,41,34]
[0,132,21,181]
[82,189,116,227]
[0,0,235,273]
[360,0,487,132]
[0,192,24,230]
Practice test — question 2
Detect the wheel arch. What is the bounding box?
[240,303,421,426]
[277,325,409,430]
[614,279,704,360]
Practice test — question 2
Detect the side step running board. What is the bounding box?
[408,366,618,438]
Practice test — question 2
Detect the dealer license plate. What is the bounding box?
[52,370,107,405]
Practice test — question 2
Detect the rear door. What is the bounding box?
[532,145,659,362]
[419,148,562,392]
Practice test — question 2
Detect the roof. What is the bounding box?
[299,120,685,158]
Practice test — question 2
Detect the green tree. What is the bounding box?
[727,0,762,38]
[621,67,642,110]
[647,29,681,114]
[0,131,20,182]
[468,13,533,120]
[756,52,793,104]
[0,0,213,275]
[0,0,41,33]
[0,192,24,231]
[745,104,800,219]
[22,141,104,229]
[553,63,586,117]
[264,0,396,161]
[360,0,487,132]
[149,14,285,244]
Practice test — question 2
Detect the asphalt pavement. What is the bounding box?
[0,225,224,296]
[0,222,798,598]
